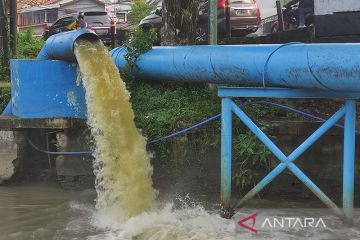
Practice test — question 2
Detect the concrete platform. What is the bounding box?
[0,117,87,184]
[0,131,17,183]
[0,116,86,130]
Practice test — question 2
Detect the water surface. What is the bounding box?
[1,183,359,240]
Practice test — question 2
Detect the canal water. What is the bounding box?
[1,182,360,240]
[0,183,234,240]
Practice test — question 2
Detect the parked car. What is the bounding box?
[43,11,113,45]
[139,0,261,43]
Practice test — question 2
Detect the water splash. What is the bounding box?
[90,202,235,240]
[74,39,157,220]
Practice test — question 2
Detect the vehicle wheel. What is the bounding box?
[195,26,208,45]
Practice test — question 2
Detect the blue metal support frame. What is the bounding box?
[221,98,232,204]
[343,100,356,224]
[218,87,358,224]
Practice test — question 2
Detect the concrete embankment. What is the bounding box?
[0,131,17,183]
[0,121,359,206]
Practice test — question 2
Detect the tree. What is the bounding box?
[128,0,156,24]
[0,0,9,66]
[279,0,290,6]
[161,0,201,45]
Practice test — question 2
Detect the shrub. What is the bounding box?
[232,123,275,193]
[0,83,10,112]
[128,0,156,24]
[16,28,45,59]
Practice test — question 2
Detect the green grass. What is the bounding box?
[16,29,45,60]
[0,83,10,112]
[127,80,220,139]
[0,82,10,88]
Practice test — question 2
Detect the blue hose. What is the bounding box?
[27,101,356,155]
[27,138,91,155]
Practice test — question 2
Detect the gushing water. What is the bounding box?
[71,39,238,239]
[74,39,157,220]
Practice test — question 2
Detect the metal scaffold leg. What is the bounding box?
[343,100,356,225]
[221,98,232,205]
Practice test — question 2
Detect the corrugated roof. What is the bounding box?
[59,0,105,6]
[19,0,105,11]
[18,0,60,10]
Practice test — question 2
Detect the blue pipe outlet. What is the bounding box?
[111,44,360,92]
[1,29,99,116]
[37,28,99,62]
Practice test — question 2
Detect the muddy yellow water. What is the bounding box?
[74,39,157,220]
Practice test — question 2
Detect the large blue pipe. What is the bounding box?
[111,43,360,92]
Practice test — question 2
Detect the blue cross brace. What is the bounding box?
[218,87,358,225]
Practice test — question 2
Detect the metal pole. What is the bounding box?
[276,0,284,32]
[287,162,344,218]
[237,163,287,207]
[231,101,288,161]
[221,98,232,205]
[9,0,16,56]
[209,0,218,44]
[343,99,356,225]
[0,0,9,65]
[111,20,116,49]
[225,0,231,39]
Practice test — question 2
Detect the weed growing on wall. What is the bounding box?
[233,123,275,193]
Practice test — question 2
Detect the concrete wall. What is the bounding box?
[315,0,360,15]
[150,121,360,203]
[314,0,360,38]
[56,129,94,190]
[1,121,357,205]
[51,121,360,206]
[0,131,17,183]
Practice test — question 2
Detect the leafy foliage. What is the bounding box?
[123,27,157,69]
[1,28,44,83]
[16,28,45,59]
[0,52,10,82]
[127,81,220,140]
[128,0,156,24]
[232,123,275,192]
[0,83,10,112]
